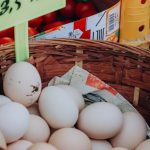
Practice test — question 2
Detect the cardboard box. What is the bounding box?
[35,1,120,42]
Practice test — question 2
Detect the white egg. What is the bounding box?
[135,139,150,150]
[0,129,7,150]
[56,85,85,111]
[91,140,112,150]
[28,103,40,116]
[0,95,12,106]
[111,112,147,150]
[49,128,91,150]
[28,143,58,150]
[39,86,79,129]
[77,102,123,139]
[112,148,128,150]
[8,140,32,150]
[23,114,50,143]
[3,62,42,107]
[0,102,29,143]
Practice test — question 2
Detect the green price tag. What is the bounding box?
[0,0,65,62]
[0,0,65,30]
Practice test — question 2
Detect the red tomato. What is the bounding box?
[43,12,57,24]
[0,37,14,45]
[80,9,97,19]
[0,27,14,38]
[42,21,64,31]
[28,27,38,37]
[0,27,38,40]
[75,2,96,19]
[29,16,43,28]
[59,0,76,19]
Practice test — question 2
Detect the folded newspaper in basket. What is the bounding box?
[48,66,150,137]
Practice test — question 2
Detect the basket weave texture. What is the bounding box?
[0,39,150,124]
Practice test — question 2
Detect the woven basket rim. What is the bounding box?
[0,38,150,58]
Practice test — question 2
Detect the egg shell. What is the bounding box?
[23,114,50,143]
[7,140,32,150]
[77,102,123,139]
[3,62,42,107]
[28,143,58,150]
[49,128,92,150]
[0,95,12,107]
[112,148,128,150]
[91,139,112,150]
[0,130,7,150]
[39,86,79,129]
[56,85,85,111]
[0,102,29,143]
[111,112,147,150]
[28,103,40,116]
[135,139,150,150]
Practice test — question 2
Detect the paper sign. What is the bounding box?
[0,0,65,31]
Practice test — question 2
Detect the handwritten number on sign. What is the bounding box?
[0,0,21,16]
[0,0,9,16]
[15,0,21,10]
[0,0,38,16]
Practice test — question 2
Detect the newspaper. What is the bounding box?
[48,66,150,137]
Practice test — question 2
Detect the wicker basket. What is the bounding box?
[139,42,150,50]
[0,38,150,125]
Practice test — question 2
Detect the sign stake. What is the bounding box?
[15,22,29,62]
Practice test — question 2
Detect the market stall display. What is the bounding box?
[0,0,150,150]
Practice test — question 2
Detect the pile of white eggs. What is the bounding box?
[0,62,149,150]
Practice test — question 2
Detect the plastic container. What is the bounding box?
[120,0,150,47]
[123,19,149,40]
[124,12,149,21]
[126,6,150,14]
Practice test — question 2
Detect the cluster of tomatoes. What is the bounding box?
[0,0,97,45]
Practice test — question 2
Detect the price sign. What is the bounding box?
[0,0,65,30]
[0,0,65,62]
